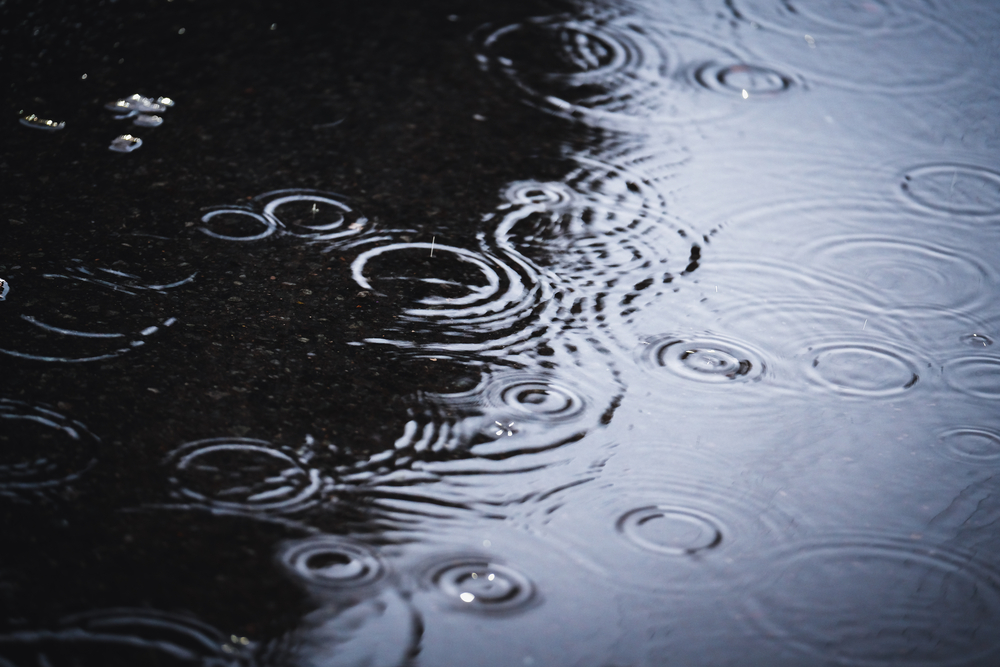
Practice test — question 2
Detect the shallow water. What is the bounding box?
[3,0,1000,664]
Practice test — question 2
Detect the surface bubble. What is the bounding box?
[901,164,1000,216]
[935,427,1000,464]
[637,333,767,384]
[617,506,723,555]
[108,134,142,153]
[165,437,323,514]
[0,399,98,498]
[804,340,920,397]
[279,536,385,588]
[426,557,535,612]
[19,113,65,131]
[745,538,1000,666]
[943,356,1000,399]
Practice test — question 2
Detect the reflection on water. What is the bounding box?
[4,0,1000,664]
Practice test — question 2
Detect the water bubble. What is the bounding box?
[165,437,323,514]
[745,537,1000,666]
[105,94,172,114]
[804,340,920,397]
[0,399,98,498]
[693,63,795,96]
[132,114,163,128]
[0,608,251,667]
[617,506,723,555]
[426,557,535,612]
[943,356,1000,399]
[637,333,767,384]
[279,536,385,588]
[108,134,142,153]
[935,427,1000,464]
[18,113,65,131]
[900,164,1000,216]
[0,277,8,300]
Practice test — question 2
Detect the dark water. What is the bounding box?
[3,0,1000,664]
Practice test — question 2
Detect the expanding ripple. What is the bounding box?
[617,506,723,555]
[797,234,995,311]
[636,332,768,384]
[279,536,386,589]
[692,62,796,97]
[803,337,922,398]
[164,437,325,515]
[726,0,929,36]
[0,608,252,667]
[943,356,1000,399]
[744,537,1000,666]
[900,164,1000,217]
[934,427,1000,465]
[424,556,536,613]
[0,399,98,499]
[350,238,552,353]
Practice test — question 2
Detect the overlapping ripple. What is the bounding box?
[744,536,1000,666]
[0,399,98,500]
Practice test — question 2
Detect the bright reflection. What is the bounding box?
[460,592,476,603]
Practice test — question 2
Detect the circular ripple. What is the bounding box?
[804,340,920,397]
[637,333,767,383]
[746,538,1000,666]
[0,399,98,496]
[165,437,322,514]
[280,536,385,588]
[693,62,795,96]
[199,208,278,241]
[486,374,587,424]
[944,356,1000,399]
[502,180,578,210]
[617,506,723,555]
[728,0,926,36]
[426,557,535,612]
[901,164,1000,217]
[936,427,1000,464]
[960,333,994,348]
[350,240,549,352]
[798,235,994,311]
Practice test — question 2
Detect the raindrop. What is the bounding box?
[164,437,322,514]
[427,557,535,612]
[279,536,385,588]
[745,537,1000,666]
[637,333,767,383]
[900,164,1000,216]
[617,506,723,555]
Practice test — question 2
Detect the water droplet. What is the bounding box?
[617,506,723,555]
[108,134,142,153]
[133,114,163,128]
[19,113,65,131]
[960,333,994,347]
[279,536,385,588]
[427,558,535,612]
[745,538,1000,665]
[900,164,1000,216]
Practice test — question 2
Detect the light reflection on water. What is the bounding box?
[4,0,1000,665]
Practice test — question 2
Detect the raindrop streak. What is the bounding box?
[617,506,723,555]
[279,536,386,588]
[0,608,251,667]
[943,356,1000,399]
[637,333,767,383]
[745,538,1000,666]
[935,427,1000,465]
[804,341,919,397]
[427,558,535,613]
[900,164,1000,216]
[164,437,323,514]
[0,399,98,498]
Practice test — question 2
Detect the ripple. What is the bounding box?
[727,0,928,36]
[487,374,587,424]
[279,536,386,588]
[200,189,368,245]
[935,427,1000,464]
[745,537,1000,666]
[636,332,767,384]
[478,15,761,126]
[502,180,578,210]
[797,234,994,311]
[804,339,921,397]
[0,399,98,498]
[0,608,251,667]
[425,557,536,613]
[943,356,1000,399]
[617,506,723,555]
[692,62,796,96]
[165,437,323,514]
[900,164,1000,216]
[350,240,550,353]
